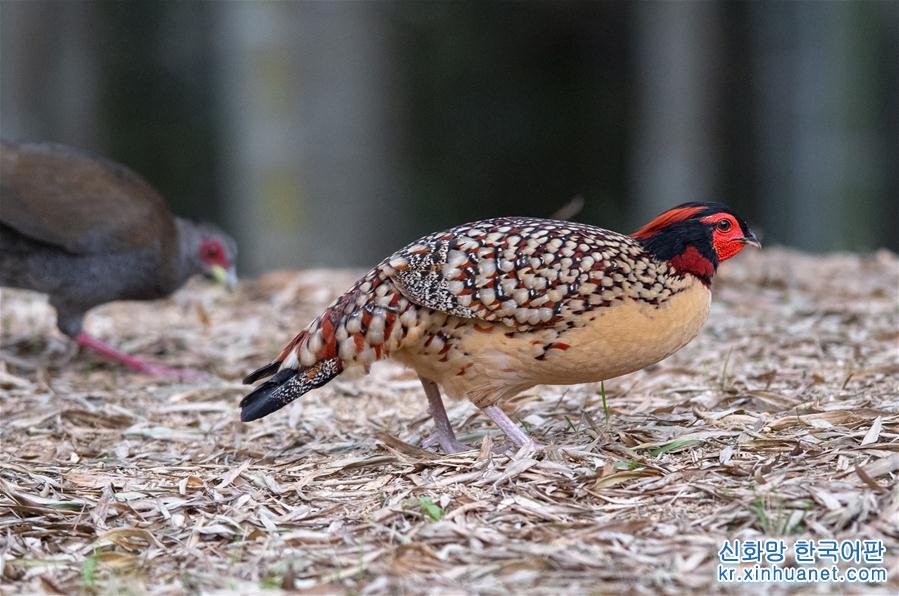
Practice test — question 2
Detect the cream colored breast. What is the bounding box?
[467,279,708,381]
[531,280,712,384]
[396,279,711,403]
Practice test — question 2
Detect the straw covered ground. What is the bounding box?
[1,248,897,594]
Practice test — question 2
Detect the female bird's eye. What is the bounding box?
[202,243,222,260]
[716,219,732,232]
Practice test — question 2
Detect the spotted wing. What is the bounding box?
[384,216,660,330]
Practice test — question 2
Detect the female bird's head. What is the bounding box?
[632,202,760,285]
[177,219,239,289]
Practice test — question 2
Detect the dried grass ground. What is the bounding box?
[1,248,897,595]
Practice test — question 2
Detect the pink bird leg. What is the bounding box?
[74,332,206,379]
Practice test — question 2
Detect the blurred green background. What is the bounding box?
[2,1,897,274]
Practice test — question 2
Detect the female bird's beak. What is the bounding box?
[741,231,762,249]
[210,264,238,290]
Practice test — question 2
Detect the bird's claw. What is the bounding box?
[490,438,543,456]
[423,432,543,455]
[513,439,543,455]
[421,433,472,454]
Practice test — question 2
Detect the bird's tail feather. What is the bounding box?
[243,328,311,385]
[242,360,281,384]
[239,358,343,422]
[240,276,400,421]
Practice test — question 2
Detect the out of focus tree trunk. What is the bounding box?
[1,1,100,148]
[216,3,407,273]
[750,1,894,251]
[632,1,720,223]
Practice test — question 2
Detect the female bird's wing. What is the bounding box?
[384,216,654,331]
[0,140,176,255]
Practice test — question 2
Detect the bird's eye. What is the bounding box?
[202,243,222,259]
[716,219,732,232]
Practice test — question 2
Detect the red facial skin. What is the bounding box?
[700,213,749,262]
[199,239,231,268]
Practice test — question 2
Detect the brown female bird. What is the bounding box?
[240,202,759,451]
[0,140,237,376]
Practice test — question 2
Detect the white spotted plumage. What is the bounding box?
[242,206,759,451]
[258,216,699,396]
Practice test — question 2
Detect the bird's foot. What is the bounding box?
[513,439,543,454]
[75,332,207,379]
[423,432,540,455]
[482,405,540,454]
[489,438,543,456]
[421,432,472,454]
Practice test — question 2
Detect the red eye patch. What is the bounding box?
[200,240,229,266]
[701,214,745,261]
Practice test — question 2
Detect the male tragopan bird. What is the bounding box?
[241,202,759,451]
[0,140,237,376]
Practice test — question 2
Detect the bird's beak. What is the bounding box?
[210,264,238,291]
[740,231,762,249]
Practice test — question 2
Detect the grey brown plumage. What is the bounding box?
[0,139,237,373]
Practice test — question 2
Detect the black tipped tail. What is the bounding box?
[239,358,343,422]
[240,368,298,421]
